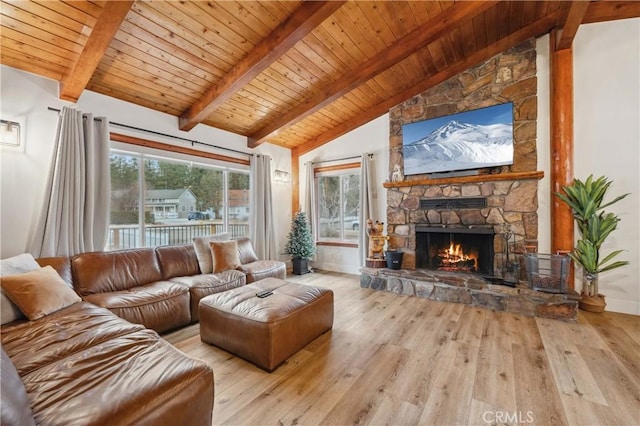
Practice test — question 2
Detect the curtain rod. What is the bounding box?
[47,107,252,158]
[312,153,373,165]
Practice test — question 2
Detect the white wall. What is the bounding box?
[0,65,291,260]
[572,19,640,314]
[298,115,389,274]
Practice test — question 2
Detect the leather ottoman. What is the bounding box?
[199,277,334,371]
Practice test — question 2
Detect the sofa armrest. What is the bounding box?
[238,260,286,283]
[1,345,35,426]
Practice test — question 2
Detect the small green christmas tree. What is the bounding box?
[284,211,315,259]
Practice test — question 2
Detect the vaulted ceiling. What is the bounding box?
[1,1,638,155]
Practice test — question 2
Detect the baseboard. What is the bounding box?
[603,297,640,315]
[310,262,360,275]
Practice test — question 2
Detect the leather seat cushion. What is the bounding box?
[1,303,213,426]
[237,260,286,283]
[199,277,333,371]
[83,282,191,333]
[170,270,246,322]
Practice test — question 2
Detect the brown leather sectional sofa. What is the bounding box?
[1,237,286,425]
[38,237,286,333]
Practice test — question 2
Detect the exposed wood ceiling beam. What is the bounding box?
[248,0,499,148]
[178,0,346,132]
[59,1,134,102]
[292,13,559,158]
[555,1,590,51]
[582,1,640,24]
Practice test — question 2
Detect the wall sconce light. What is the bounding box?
[0,120,21,148]
[273,169,290,183]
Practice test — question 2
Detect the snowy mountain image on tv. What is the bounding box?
[402,102,514,176]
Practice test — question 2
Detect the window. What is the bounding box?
[316,170,360,243]
[109,150,249,250]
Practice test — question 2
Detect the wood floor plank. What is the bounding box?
[581,310,640,385]
[576,344,640,422]
[160,270,640,426]
[418,341,480,425]
[537,318,608,405]
[451,305,486,347]
[609,311,640,346]
[472,310,517,413]
[319,343,410,425]
[512,343,569,425]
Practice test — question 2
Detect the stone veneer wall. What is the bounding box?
[386,39,539,271]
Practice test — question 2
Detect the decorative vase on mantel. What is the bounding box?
[578,271,606,313]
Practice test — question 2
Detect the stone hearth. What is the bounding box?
[360,268,579,322]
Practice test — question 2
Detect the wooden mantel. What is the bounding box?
[382,171,544,188]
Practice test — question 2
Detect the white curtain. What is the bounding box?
[303,161,317,260]
[358,153,376,266]
[29,106,110,257]
[249,154,276,259]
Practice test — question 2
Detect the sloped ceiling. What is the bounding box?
[1,1,638,155]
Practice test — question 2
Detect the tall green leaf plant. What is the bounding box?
[556,175,630,296]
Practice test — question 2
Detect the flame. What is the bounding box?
[437,242,477,271]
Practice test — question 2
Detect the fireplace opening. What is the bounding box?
[416,226,495,275]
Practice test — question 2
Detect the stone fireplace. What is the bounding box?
[384,38,541,271]
[359,39,579,321]
[385,179,540,275]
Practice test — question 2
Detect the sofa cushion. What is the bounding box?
[170,270,246,322]
[238,260,287,283]
[210,240,241,273]
[1,302,145,375]
[1,302,214,426]
[236,237,259,264]
[72,248,163,295]
[193,233,230,274]
[156,244,200,279]
[1,266,81,321]
[82,281,191,333]
[0,253,41,325]
[1,345,35,426]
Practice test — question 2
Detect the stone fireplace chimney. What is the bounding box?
[385,39,541,272]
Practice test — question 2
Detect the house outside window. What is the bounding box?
[316,170,360,243]
[109,150,249,250]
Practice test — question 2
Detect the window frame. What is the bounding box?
[314,162,361,247]
[108,143,250,250]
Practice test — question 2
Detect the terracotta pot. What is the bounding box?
[578,294,606,313]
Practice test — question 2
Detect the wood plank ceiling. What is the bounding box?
[1,1,638,155]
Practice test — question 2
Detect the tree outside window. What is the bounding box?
[317,171,360,243]
[109,151,249,249]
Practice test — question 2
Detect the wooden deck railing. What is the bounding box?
[107,222,249,250]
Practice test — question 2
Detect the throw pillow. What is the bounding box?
[193,233,230,274]
[1,266,81,321]
[0,253,41,325]
[209,240,241,273]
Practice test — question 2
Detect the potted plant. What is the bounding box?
[284,211,315,275]
[556,175,630,312]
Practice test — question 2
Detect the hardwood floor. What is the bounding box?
[163,271,640,426]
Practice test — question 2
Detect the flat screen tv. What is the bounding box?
[402,102,514,176]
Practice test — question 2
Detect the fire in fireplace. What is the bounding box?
[435,242,478,272]
[416,225,495,275]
